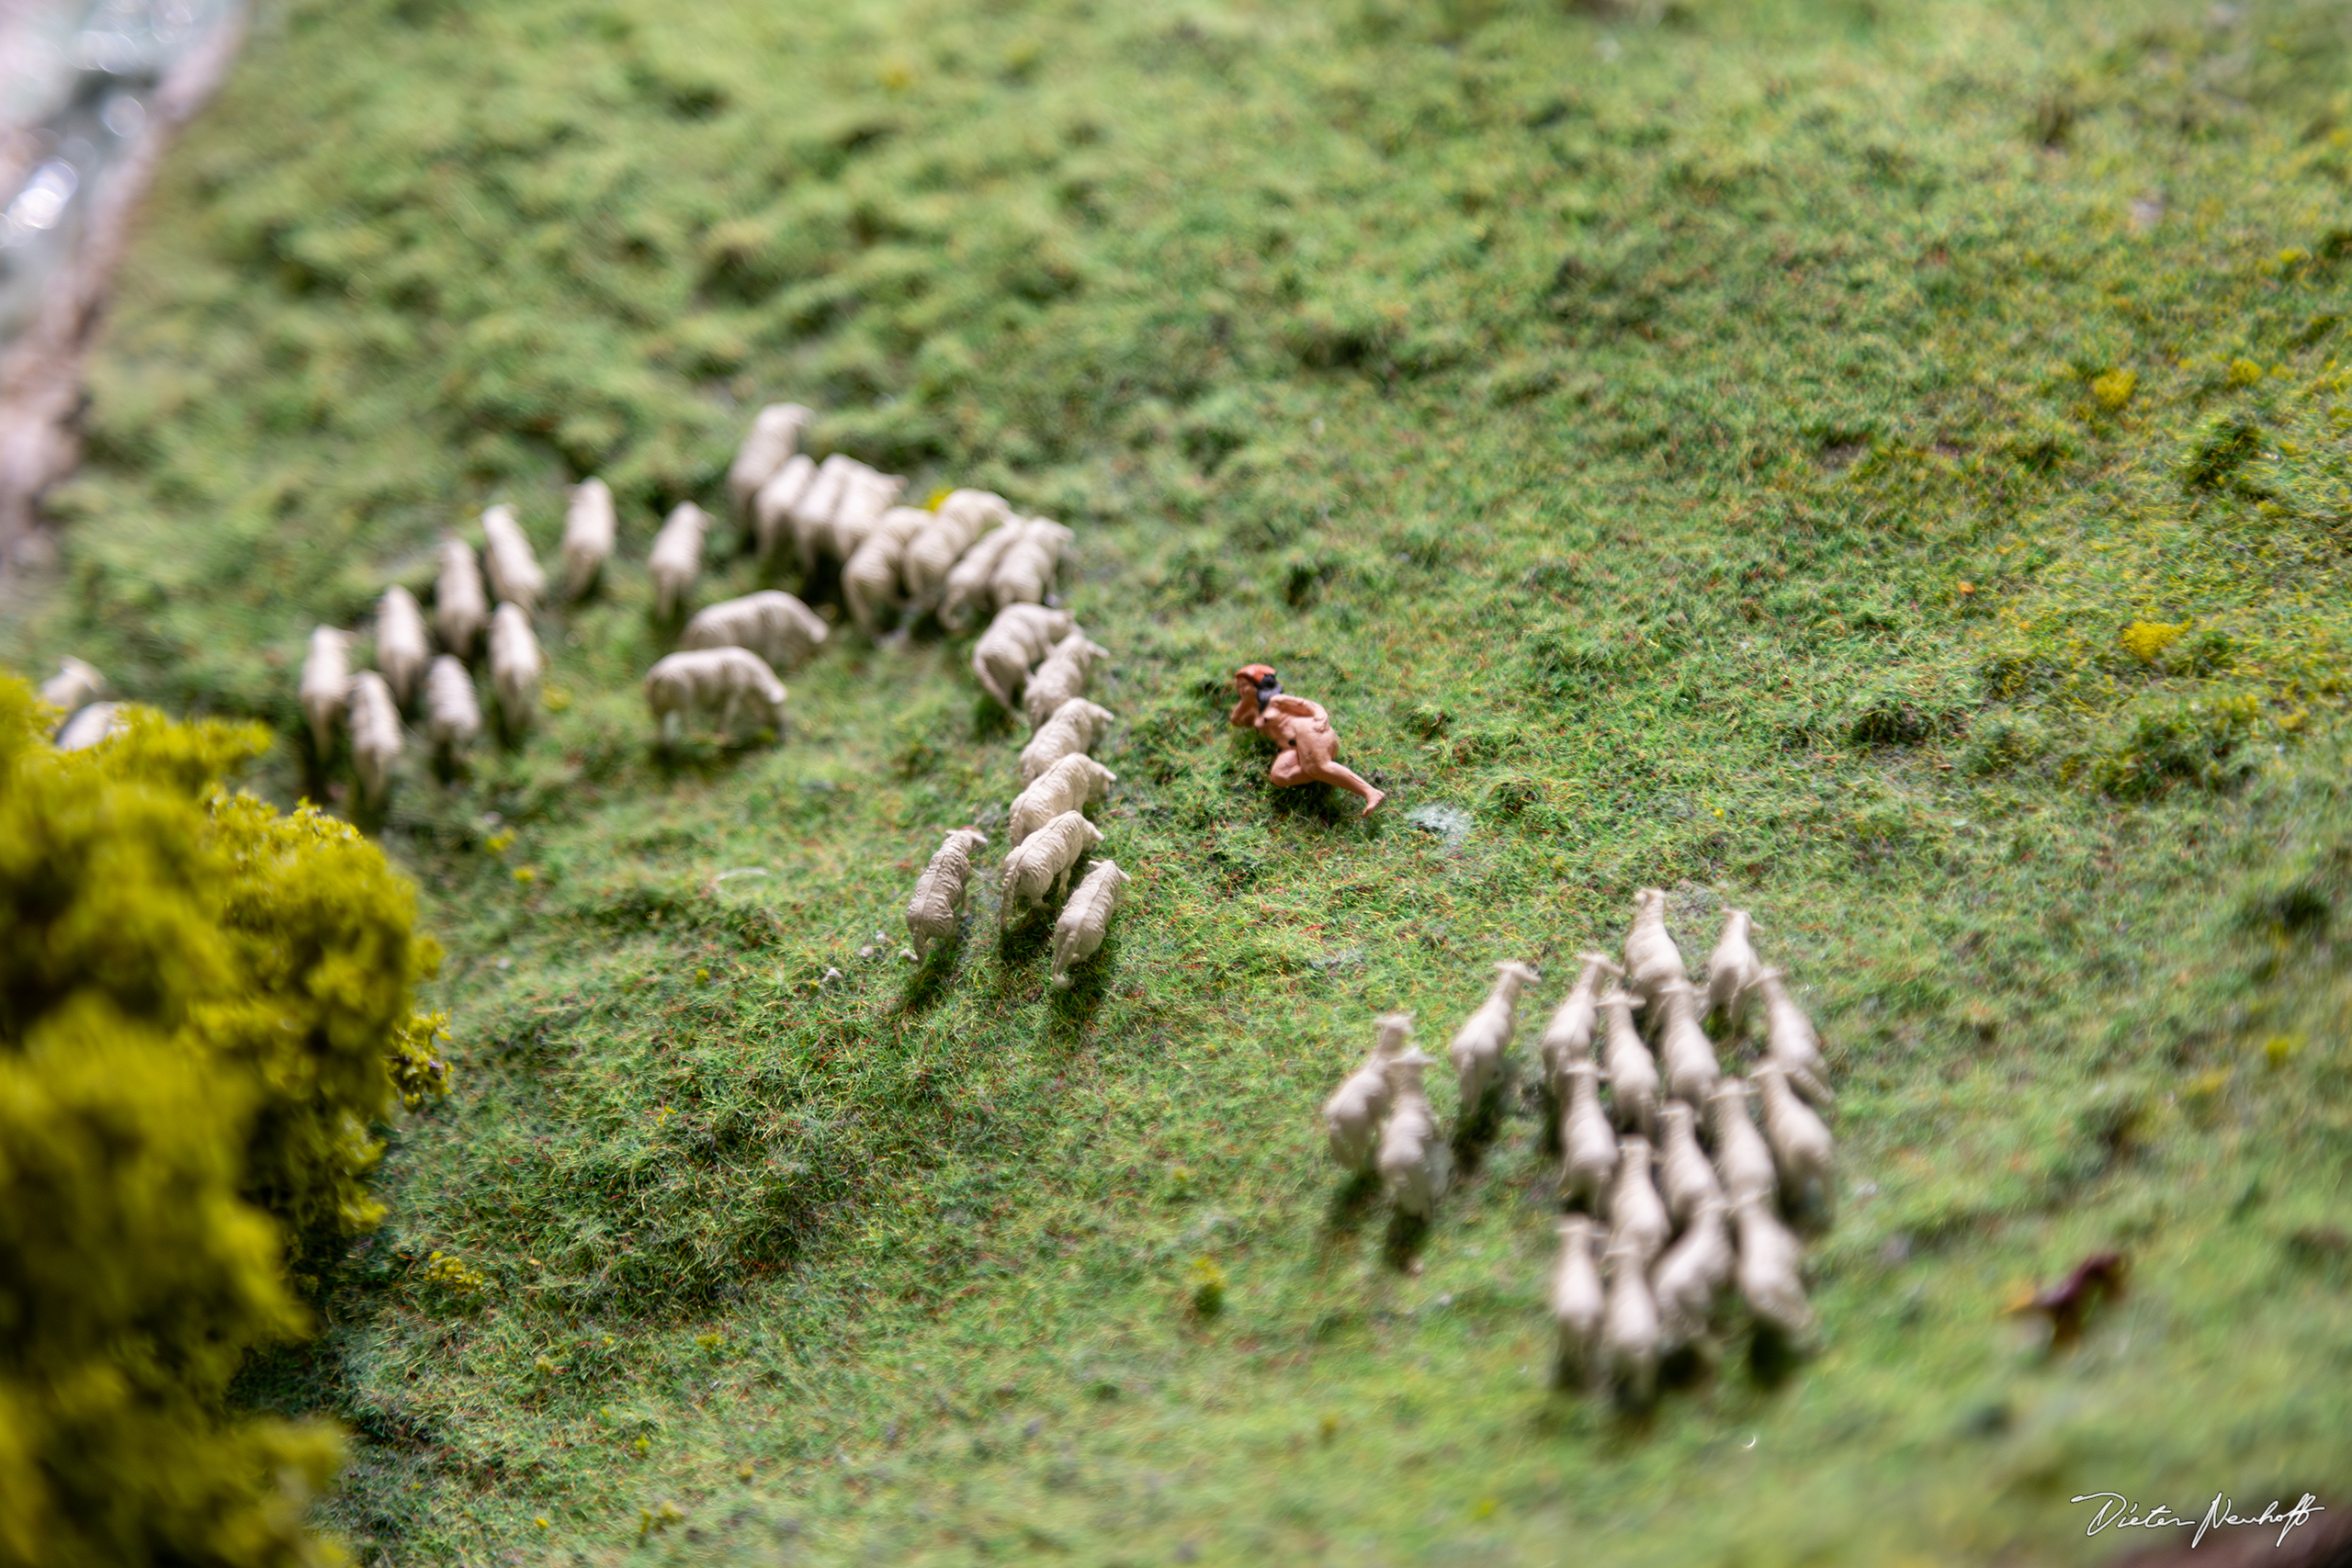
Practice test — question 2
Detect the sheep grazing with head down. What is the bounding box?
[1704,908,1762,1036]
[481,504,546,615]
[1623,886,1690,1013]
[1051,858,1130,989]
[1022,632,1111,731]
[424,655,481,761]
[649,503,710,621]
[1556,1059,1617,1213]
[1540,952,1623,1101]
[1740,967,1835,1108]
[1708,1077,1777,1210]
[1657,1100,1724,1229]
[904,827,989,960]
[1652,1193,1733,1353]
[1607,1135,1672,1267]
[784,454,853,570]
[842,504,933,635]
[824,463,906,569]
[1448,960,1540,1127]
[1018,698,1114,785]
[39,656,105,716]
[1324,1014,1410,1175]
[1008,753,1117,848]
[300,627,353,759]
[1732,1190,1815,1341]
[1600,1242,1663,1408]
[752,455,817,564]
[940,520,1023,632]
[376,587,431,708]
[488,604,542,735]
[1752,1061,1835,1219]
[1549,1214,1606,1389]
[998,810,1103,926]
[347,672,401,806]
[727,402,812,522]
[1652,978,1722,1109]
[562,479,616,601]
[971,604,1074,711]
[991,517,1075,612]
[1376,1047,1451,1220]
[435,537,489,659]
[904,490,1012,613]
[682,591,830,672]
[643,647,787,745]
[1597,988,1659,1139]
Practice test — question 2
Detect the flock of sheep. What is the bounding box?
[1322,891,1837,1405]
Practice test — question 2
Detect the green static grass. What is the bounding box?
[6,0,2352,1561]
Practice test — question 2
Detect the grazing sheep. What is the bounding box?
[1051,858,1131,988]
[682,591,830,671]
[1623,886,1690,1013]
[785,454,854,571]
[1741,967,1835,1108]
[347,672,401,806]
[649,503,710,620]
[1652,978,1722,1109]
[1752,1061,1835,1218]
[903,490,1012,612]
[561,479,616,601]
[728,402,813,521]
[1375,1047,1451,1220]
[825,464,905,568]
[990,517,1075,611]
[842,504,933,635]
[939,520,1023,631]
[1448,960,1540,1126]
[1704,908,1762,1036]
[424,655,481,760]
[488,604,542,735]
[300,626,354,758]
[752,454,818,563]
[643,647,787,744]
[971,604,1074,710]
[1017,698,1114,785]
[1732,1190,1815,1340]
[1657,1100,1724,1229]
[1597,988,1659,1139]
[1021,632,1111,731]
[1600,1243,1663,1407]
[1556,1059,1617,1212]
[1550,1215,1606,1389]
[38,656,105,716]
[1652,1194,1734,1353]
[1540,952,1623,1100]
[435,537,489,658]
[1008,753,1117,848]
[998,809,1103,925]
[904,827,989,960]
[481,504,546,614]
[1324,1014,1409,1175]
[376,587,431,707]
[1607,1135,1672,1267]
[54,702,124,751]
[1708,1078,1777,1210]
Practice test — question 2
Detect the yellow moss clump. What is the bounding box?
[2091,367,2136,410]
[2120,620,2186,664]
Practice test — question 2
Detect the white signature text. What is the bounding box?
[2072,1491,2325,1550]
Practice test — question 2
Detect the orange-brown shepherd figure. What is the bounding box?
[1229,664,1385,818]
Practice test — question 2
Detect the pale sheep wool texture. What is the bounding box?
[752,454,818,563]
[376,586,431,707]
[1752,1061,1836,1217]
[1323,1014,1409,1175]
[299,626,353,758]
[435,536,489,658]
[1020,631,1110,731]
[347,672,401,805]
[727,402,812,521]
[1708,1077,1778,1210]
[54,701,124,751]
[1704,908,1763,1035]
[1549,1215,1606,1389]
[481,504,546,614]
[1732,1191,1816,1340]
[1447,959,1539,1124]
[1600,1243,1663,1407]
[1656,1100,1724,1229]
[1652,978,1722,1108]
[989,516,1074,611]
[1623,886,1689,1012]
[998,809,1103,925]
[424,655,481,759]
[939,520,1023,631]
[842,504,933,635]
[1556,1058,1617,1213]
[561,479,616,601]
[38,656,105,716]
[785,454,854,571]
[649,503,711,620]
[971,604,1073,711]
[1597,987,1659,1139]
[821,463,905,569]
[1017,698,1114,785]
[643,647,787,743]
[1539,952,1623,1100]
[1606,1135,1671,1267]
[903,490,1012,611]
[1742,967,1835,1108]
[1651,1194,1734,1353]
[681,591,830,672]
[1050,857,1130,988]
[488,603,543,734]
[904,827,989,960]
[1007,753,1116,848]
[1375,1049,1451,1220]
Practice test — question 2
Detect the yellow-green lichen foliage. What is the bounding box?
[0,677,443,1567]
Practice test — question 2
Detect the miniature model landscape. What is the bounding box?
[5,0,2352,1562]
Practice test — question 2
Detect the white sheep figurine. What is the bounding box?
[783,454,852,570]
[347,672,401,806]
[904,827,989,960]
[1600,1242,1663,1407]
[1051,858,1130,988]
[1740,967,1835,1108]
[1375,1047,1451,1220]
[643,647,786,745]
[376,587,431,708]
[1539,951,1623,1101]
[38,656,105,716]
[54,702,125,751]
[1656,1100,1724,1229]
[1007,753,1116,848]
[998,809,1103,925]
[481,504,546,615]
[1017,698,1114,785]
[824,463,905,569]
[1447,959,1539,1126]
[1623,886,1690,1013]
[971,604,1074,711]
[1732,1190,1815,1341]
[1607,1134,1672,1267]
[1597,987,1658,1138]
[1323,1014,1409,1175]
[752,454,817,564]
[1752,1061,1835,1218]
[1556,1058,1617,1213]
[488,603,542,735]
[1652,977,1722,1109]
[1704,908,1762,1036]
[727,402,812,521]
[1652,1193,1733,1353]
[842,504,932,635]
[1021,631,1111,731]
[561,479,616,601]
[435,537,488,659]
[682,591,830,672]
[939,520,1023,631]
[1549,1214,1606,1389]
[1707,1077,1777,1210]
[424,654,481,761]
[990,516,1074,611]
[903,490,1012,613]
[649,502,710,620]
[300,626,353,758]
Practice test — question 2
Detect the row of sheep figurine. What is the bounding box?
[1319,891,1838,1405]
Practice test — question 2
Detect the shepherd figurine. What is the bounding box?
[1228,663,1385,817]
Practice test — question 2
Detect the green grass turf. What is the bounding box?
[6,0,2352,1561]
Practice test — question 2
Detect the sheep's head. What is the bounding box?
[1634,887,1667,919]
[946,828,989,854]
[1374,1012,1415,1054]
[1577,951,1625,980]
[1617,1135,1652,1171]
[1734,965,1788,1003]
[1662,1100,1695,1135]
[1596,987,1645,1013]
[1556,1214,1599,1247]
[1495,959,1541,991]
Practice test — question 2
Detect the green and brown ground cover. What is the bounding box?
[6,0,2352,1561]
